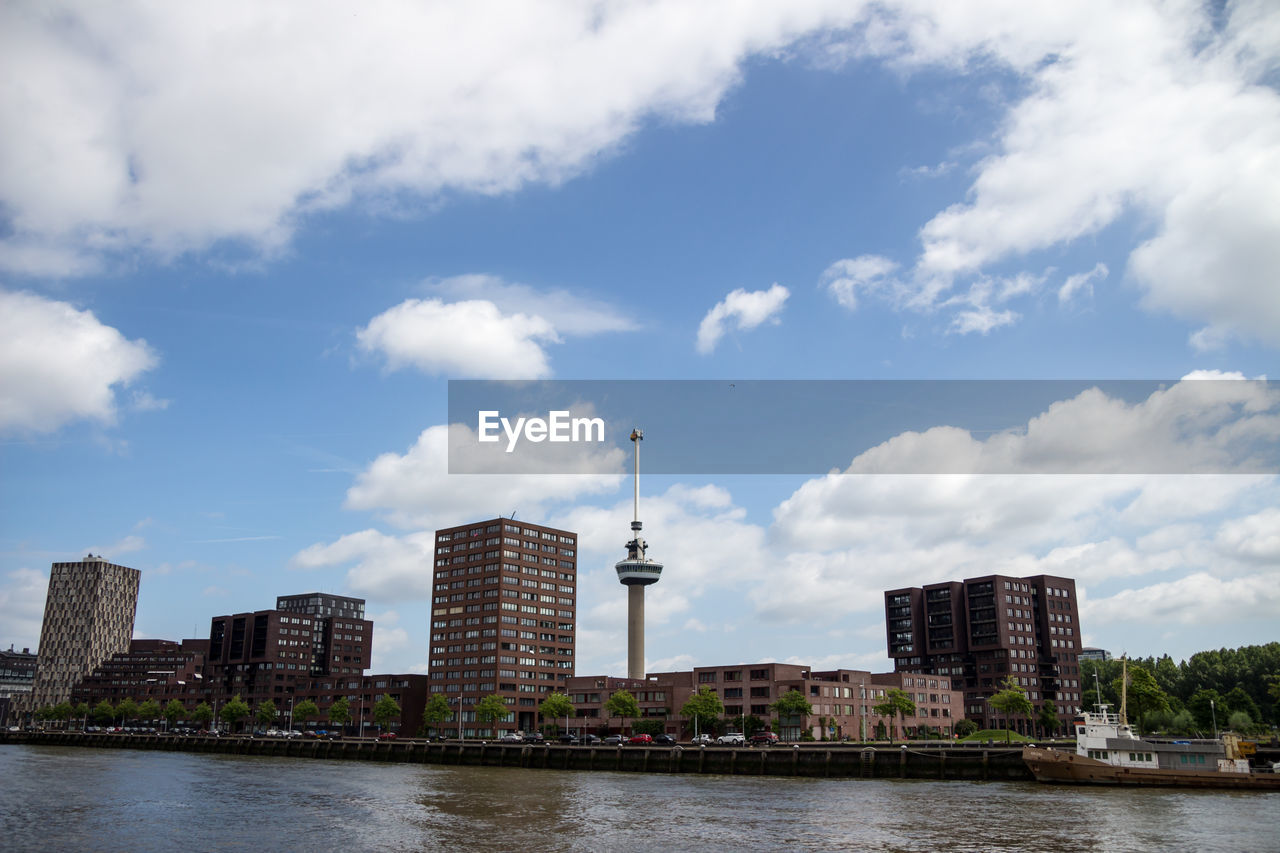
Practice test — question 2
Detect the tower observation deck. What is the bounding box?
[615,428,662,680]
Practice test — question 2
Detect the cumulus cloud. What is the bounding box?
[821,256,900,311]
[760,376,1280,633]
[695,284,790,354]
[1082,570,1280,627]
[346,422,624,529]
[1059,262,1108,304]
[0,289,158,434]
[356,277,640,378]
[292,528,437,600]
[821,1,1280,345]
[425,275,637,337]
[0,1,862,275]
[0,567,47,651]
[356,298,561,379]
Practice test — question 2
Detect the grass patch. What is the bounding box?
[960,729,1035,743]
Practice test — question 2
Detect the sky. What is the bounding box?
[2,1,1278,681]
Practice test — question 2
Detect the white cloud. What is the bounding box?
[345,422,624,530]
[1059,262,1108,303]
[425,275,637,337]
[0,1,863,275]
[292,528,437,600]
[0,567,47,651]
[0,289,158,434]
[1082,570,1280,627]
[696,284,790,354]
[821,255,900,311]
[947,305,1018,335]
[1214,508,1280,564]
[369,610,416,673]
[762,377,1280,630]
[356,277,640,379]
[82,534,147,559]
[356,298,561,379]
[823,1,1280,346]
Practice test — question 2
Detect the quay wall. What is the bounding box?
[0,732,1035,781]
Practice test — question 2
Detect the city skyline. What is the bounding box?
[2,3,1278,678]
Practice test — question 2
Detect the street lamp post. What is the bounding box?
[1210,699,1218,740]
[287,696,294,733]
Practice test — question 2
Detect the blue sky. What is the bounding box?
[2,1,1278,682]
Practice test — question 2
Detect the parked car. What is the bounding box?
[522,732,545,744]
[750,731,779,746]
[499,732,524,743]
[602,734,625,745]
[377,732,397,741]
[652,734,676,746]
[558,734,580,745]
[716,733,746,746]
[627,734,653,745]
[691,733,713,745]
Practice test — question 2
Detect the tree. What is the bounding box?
[604,690,640,734]
[1224,687,1261,726]
[988,678,1034,742]
[1227,710,1254,733]
[1113,664,1169,729]
[72,702,90,731]
[1187,688,1225,732]
[954,718,979,738]
[116,697,139,727]
[256,699,277,730]
[475,694,511,736]
[191,701,214,730]
[741,714,767,737]
[138,698,162,726]
[680,686,724,737]
[163,699,185,730]
[328,697,351,733]
[770,689,814,740]
[51,701,75,730]
[872,688,916,743]
[373,695,401,733]
[220,695,250,733]
[631,719,665,736]
[538,693,574,736]
[92,699,115,726]
[1037,699,1060,737]
[293,699,319,730]
[419,694,452,737]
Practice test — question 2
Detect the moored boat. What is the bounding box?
[1023,704,1280,790]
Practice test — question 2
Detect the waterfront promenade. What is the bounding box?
[3,729,1036,780]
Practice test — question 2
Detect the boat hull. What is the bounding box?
[1023,747,1280,790]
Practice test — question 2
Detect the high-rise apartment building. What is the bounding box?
[205,592,371,710]
[28,555,141,710]
[431,518,577,736]
[885,574,1083,732]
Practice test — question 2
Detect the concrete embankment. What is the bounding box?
[1,732,1037,780]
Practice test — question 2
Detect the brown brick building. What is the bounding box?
[566,662,963,741]
[430,518,577,736]
[885,574,1083,732]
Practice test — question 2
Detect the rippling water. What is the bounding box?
[1,745,1276,852]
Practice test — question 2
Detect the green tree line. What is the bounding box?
[1081,642,1280,734]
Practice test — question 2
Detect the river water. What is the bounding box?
[1,745,1275,852]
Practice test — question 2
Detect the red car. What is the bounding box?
[377,732,398,741]
[627,734,653,745]
[750,731,779,745]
